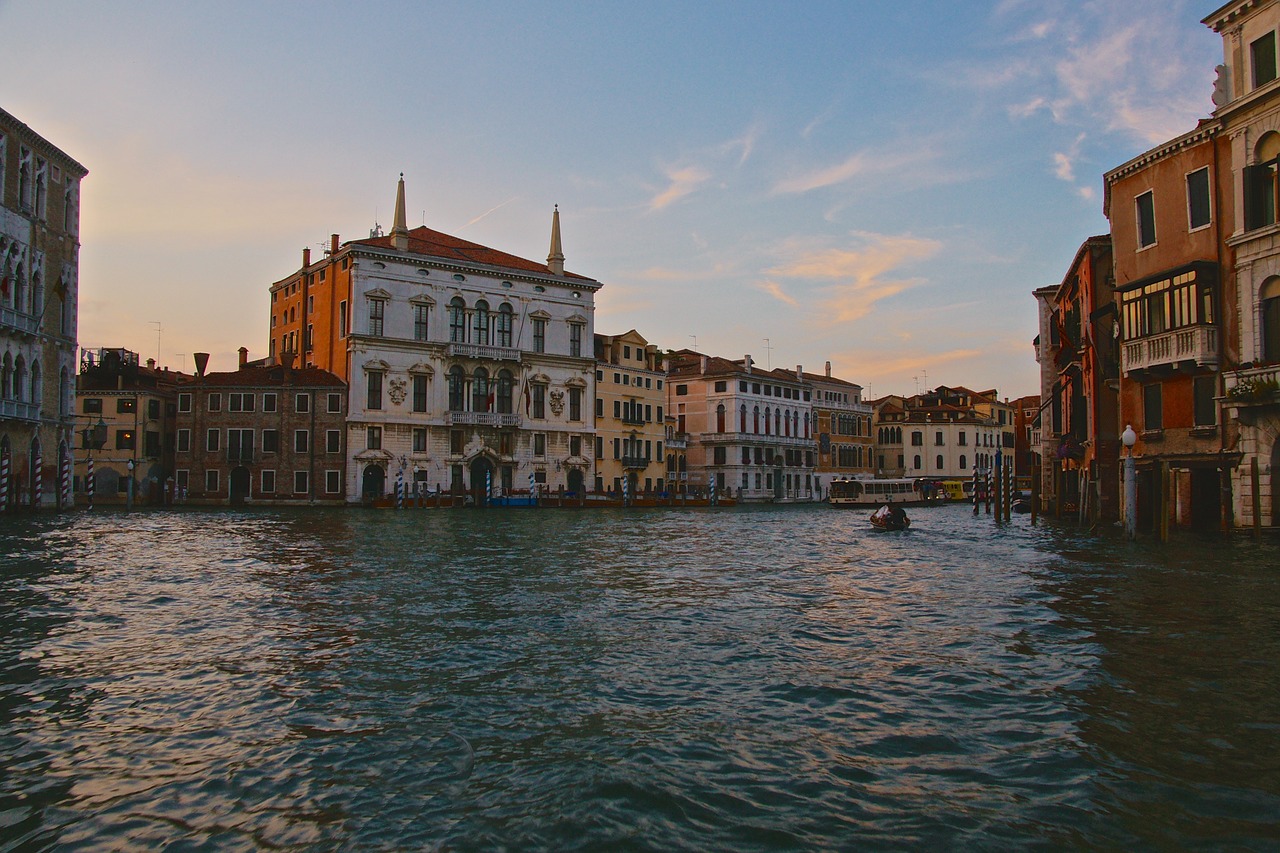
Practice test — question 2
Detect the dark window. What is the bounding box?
[1253,31,1277,88]
[83,397,102,413]
[294,430,309,453]
[262,430,278,453]
[1187,167,1211,230]
[367,372,383,410]
[675,385,688,396]
[368,299,385,337]
[533,318,546,353]
[327,430,341,453]
[263,393,277,413]
[1143,383,1163,431]
[911,431,923,446]
[116,429,136,450]
[1136,191,1156,248]
[117,398,135,414]
[713,446,726,465]
[296,394,309,413]
[412,375,427,412]
[328,392,342,413]
[1193,376,1217,426]
[1245,159,1278,230]
[714,381,727,392]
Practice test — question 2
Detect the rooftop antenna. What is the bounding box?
[174,352,187,372]
[689,334,697,351]
[149,321,162,364]
[763,338,773,369]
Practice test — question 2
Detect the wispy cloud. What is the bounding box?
[719,121,765,168]
[768,231,943,323]
[649,165,711,210]
[757,279,798,306]
[463,196,519,229]
[1052,132,1086,182]
[772,146,936,195]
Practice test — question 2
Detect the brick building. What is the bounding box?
[173,353,347,505]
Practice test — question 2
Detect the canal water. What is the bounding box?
[1,504,1277,850]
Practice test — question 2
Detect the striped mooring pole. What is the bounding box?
[33,449,42,509]
[60,452,71,510]
[87,458,95,509]
[396,468,404,509]
[0,451,9,512]
[621,475,629,506]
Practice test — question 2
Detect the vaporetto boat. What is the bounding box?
[828,477,940,508]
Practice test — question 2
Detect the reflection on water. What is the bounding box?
[1,505,1277,849]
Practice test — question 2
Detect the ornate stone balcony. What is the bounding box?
[1223,364,1280,424]
[0,306,39,336]
[445,343,521,362]
[1122,325,1218,375]
[445,410,521,427]
[0,399,40,421]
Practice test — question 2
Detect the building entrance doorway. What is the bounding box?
[229,467,251,505]
[362,464,385,501]
[470,457,494,506]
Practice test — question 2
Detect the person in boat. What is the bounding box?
[889,505,908,527]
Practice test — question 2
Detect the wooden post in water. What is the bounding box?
[993,455,1002,521]
[1030,463,1038,525]
[1158,461,1169,543]
[1252,457,1262,539]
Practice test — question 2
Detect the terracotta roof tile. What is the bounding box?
[352,226,599,284]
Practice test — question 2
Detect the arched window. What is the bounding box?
[447,365,465,411]
[59,367,70,418]
[739,405,747,432]
[29,361,40,405]
[716,403,726,433]
[753,406,760,433]
[804,412,810,438]
[764,407,771,435]
[960,454,967,470]
[473,300,490,345]
[497,369,514,414]
[472,367,489,412]
[913,454,921,470]
[1,353,11,399]
[448,297,466,343]
[1262,276,1280,361]
[775,409,782,434]
[1247,132,1280,230]
[14,356,26,402]
[783,409,790,437]
[497,303,514,347]
[936,454,944,470]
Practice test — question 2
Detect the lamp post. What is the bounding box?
[79,418,107,510]
[126,458,136,512]
[1122,424,1137,539]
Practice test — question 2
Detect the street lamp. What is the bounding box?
[79,418,107,510]
[1122,424,1137,539]
[126,458,136,512]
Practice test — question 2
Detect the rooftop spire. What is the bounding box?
[391,172,410,251]
[547,204,565,276]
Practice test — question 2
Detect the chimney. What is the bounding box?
[796,364,803,381]
[193,352,210,378]
[146,358,156,370]
[330,233,339,255]
[825,361,831,378]
[238,347,248,368]
[744,354,752,374]
[302,247,311,268]
[700,355,708,373]
[280,351,296,373]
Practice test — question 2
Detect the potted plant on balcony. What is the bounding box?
[1227,376,1280,403]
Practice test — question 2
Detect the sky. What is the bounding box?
[1,0,1224,399]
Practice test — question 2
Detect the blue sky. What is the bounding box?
[2,0,1222,398]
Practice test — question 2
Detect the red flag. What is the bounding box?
[523,383,531,415]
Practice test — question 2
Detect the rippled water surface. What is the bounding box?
[2,504,1278,850]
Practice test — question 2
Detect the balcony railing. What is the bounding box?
[621,455,652,469]
[446,342,522,362]
[1224,364,1280,409]
[0,399,40,421]
[446,410,521,427]
[1122,325,1218,374]
[665,435,688,450]
[0,306,39,336]
[698,430,814,448]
